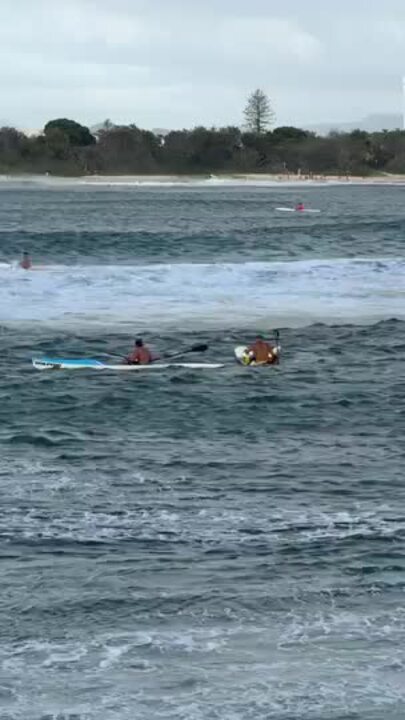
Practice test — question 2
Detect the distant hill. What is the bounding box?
[305,114,403,136]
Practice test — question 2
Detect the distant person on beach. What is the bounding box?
[295,202,305,211]
[244,336,278,365]
[126,338,153,364]
[19,252,32,270]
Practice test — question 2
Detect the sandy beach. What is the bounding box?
[57,172,405,185]
[1,172,405,186]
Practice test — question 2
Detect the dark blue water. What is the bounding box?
[0,180,404,720]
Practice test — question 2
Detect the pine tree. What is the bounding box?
[244,89,275,134]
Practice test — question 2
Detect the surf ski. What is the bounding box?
[276,207,320,213]
[32,357,224,371]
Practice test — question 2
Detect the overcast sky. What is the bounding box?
[1,0,405,130]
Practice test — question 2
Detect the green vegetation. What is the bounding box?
[2,110,405,177]
[44,119,96,149]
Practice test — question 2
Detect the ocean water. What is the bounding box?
[0,179,404,720]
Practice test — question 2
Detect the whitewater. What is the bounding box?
[1,256,404,328]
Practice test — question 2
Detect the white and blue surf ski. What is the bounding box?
[32,357,224,371]
[276,207,321,213]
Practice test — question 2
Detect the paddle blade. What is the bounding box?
[188,343,208,353]
[160,343,209,361]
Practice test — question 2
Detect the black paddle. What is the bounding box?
[156,343,208,362]
[102,352,128,361]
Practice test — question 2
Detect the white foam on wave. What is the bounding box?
[0,495,403,550]
[0,257,404,328]
[2,609,405,719]
[0,173,352,189]
[17,174,405,190]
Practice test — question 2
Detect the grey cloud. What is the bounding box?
[0,0,404,129]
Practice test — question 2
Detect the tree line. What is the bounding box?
[1,91,405,176]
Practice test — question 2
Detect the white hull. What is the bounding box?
[276,207,320,213]
[32,358,224,371]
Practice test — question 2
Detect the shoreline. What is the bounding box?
[1,172,405,185]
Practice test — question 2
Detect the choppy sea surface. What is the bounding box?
[0,178,404,720]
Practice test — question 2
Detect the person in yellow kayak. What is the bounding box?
[242,335,279,365]
[125,338,154,365]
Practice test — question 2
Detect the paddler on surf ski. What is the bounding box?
[241,335,279,366]
[295,202,305,211]
[125,338,154,364]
